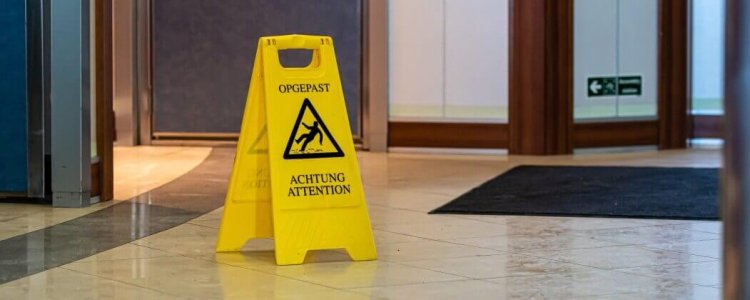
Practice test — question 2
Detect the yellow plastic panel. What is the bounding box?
[216,35,377,266]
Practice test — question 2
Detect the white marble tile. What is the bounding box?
[402,253,595,279]
[580,224,720,245]
[63,256,368,300]
[450,232,624,252]
[486,270,706,299]
[615,261,721,287]
[71,244,174,263]
[641,239,721,259]
[376,240,499,262]
[372,229,426,244]
[351,279,508,300]
[113,146,212,201]
[685,221,722,234]
[526,245,716,270]
[1,147,725,299]
[268,260,464,289]
[585,285,720,300]
[374,218,510,240]
[0,267,181,300]
[132,223,219,257]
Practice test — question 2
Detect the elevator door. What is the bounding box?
[0,1,29,193]
[151,0,362,139]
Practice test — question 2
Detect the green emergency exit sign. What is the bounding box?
[588,75,642,97]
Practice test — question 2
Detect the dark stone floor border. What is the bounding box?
[0,148,233,284]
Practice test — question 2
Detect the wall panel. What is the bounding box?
[152,0,362,136]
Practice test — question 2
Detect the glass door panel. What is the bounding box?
[389,0,509,123]
[574,0,658,121]
[691,0,725,115]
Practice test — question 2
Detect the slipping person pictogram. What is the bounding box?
[284,98,344,159]
[295,121,323,151]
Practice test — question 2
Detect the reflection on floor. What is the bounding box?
[0,146,211,242]
[0,148,231,284]
[0,147,722,299]
[113,146,212,200]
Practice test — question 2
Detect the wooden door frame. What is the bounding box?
[508,0,688,154]
[508,0,573,155]
[381,0,689,153]
[658,0,689,149]
[91,0,114,201]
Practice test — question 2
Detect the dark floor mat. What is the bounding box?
[430,165,719,220]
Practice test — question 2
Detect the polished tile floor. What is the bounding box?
[0,146,722,299]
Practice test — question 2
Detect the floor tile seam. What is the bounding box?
[0,214,38,223]
[608,267,716,287]
[583,234,721,246]
[366,203,442,215]
[337,277,474,290]
[62,252,194,266]
[485,249,621,272]
[388,248,563,265]
[80,244,357,295]
[246,269,384,294]
[368,202,465,217]
[576,291,644,299]
[568,223,715,235]
[552,253,719,271]
[478,272,701,296]
[124,244,362,293]
[490,249,624,272]
[478,276,635,297]
[368,227,497,245]
[611,260,720,270]
[381,260,490,281]
[189,216,223,223]
[375,252,501,264]
[149,219,218,231]
[689,230,722,236]
[182,221,220,230]
[399,259,600,281]
[442,236,640,256]
[128,242,222,265]
[634,244,721,260]
[503,245,718,270]
[592,271,717,293]
[465,234,618,252]
[286,270,472,291]
[183,253,420,294]
[471,267,609,282]
[57,265,185,298]
[373,228,470,244]
[345,278,478,293]
[133,237,481,287]
[66,254,175,264]
[445,229,630,244]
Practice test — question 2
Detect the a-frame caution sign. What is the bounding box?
[216,35,377,265]
[283,98,343,159]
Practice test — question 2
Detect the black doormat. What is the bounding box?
[430,166,720,220]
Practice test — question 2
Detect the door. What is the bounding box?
[571,0,688,150]
[0,0,29,195]
[149,0,364,141]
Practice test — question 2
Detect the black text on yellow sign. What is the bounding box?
[215,35,377,265]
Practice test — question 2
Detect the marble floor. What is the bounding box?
[0,146,212,242]
[0,146,722,299]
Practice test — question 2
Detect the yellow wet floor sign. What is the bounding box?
[216,35,377,265]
